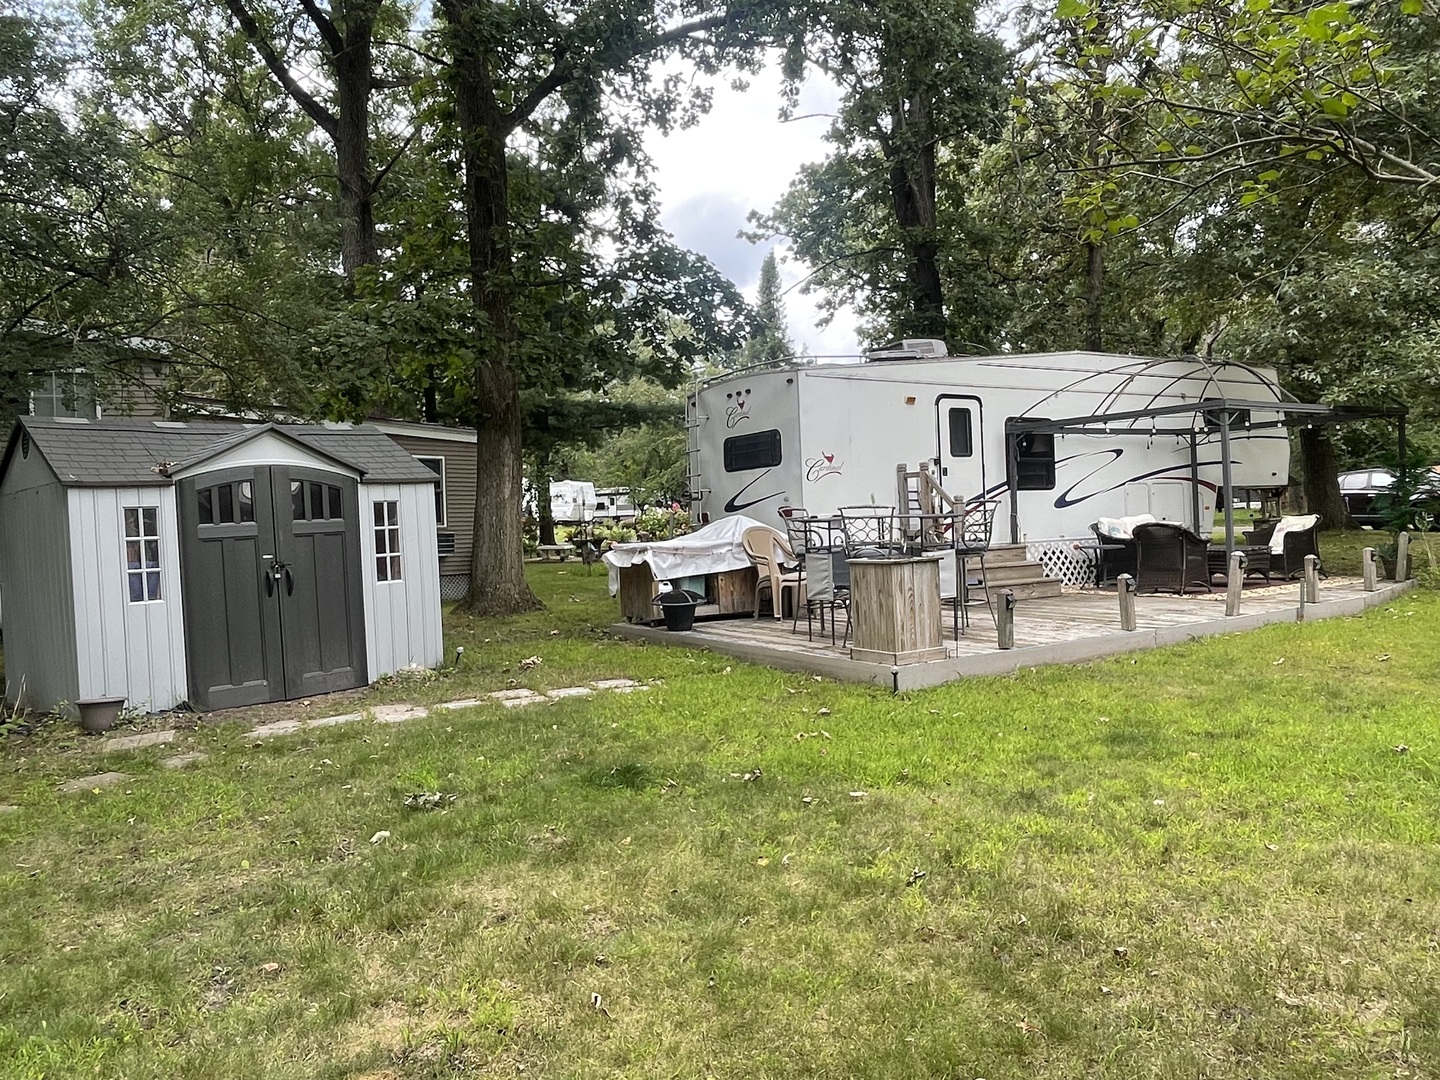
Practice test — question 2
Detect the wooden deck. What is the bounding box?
[612,576,1415,691]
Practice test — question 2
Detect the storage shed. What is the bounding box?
[0,417,444,714]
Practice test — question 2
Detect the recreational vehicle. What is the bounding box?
[687,344,1290,550]
[549,480,597,524]
[594,487,636,521]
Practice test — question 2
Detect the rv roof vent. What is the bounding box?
[864,338,949,361]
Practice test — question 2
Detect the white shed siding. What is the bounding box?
[0,451,78,710]
[359,481,443,678]
[67,487,189,712]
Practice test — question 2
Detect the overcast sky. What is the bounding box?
[643,63,866,360]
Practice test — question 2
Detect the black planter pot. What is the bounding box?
[653,589,705,631]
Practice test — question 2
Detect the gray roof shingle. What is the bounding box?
[3,417,440,488]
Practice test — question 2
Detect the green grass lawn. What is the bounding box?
[2,556,1439,1078]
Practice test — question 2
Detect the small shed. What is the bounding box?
[0,417,444,714]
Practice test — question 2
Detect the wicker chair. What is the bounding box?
[1244,515,1324,579]
[1133,522,1213,594]
[1089,523,1138,586]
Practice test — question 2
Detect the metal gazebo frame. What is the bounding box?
[1005,398,1408,554]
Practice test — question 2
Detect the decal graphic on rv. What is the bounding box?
[723,470,785,514]
[805,453,843,482]
[725,399,749,428]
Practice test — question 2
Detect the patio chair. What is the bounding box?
[951,497,1000,628]
[1243,514,1324,579]
[1132,521,1213,594]
[1089,522,1138,586]
[742,526,806,620]
[838,505,897,555]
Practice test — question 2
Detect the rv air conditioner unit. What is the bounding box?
[863,338,949,361]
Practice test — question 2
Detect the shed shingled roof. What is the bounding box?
[2,417,440,488]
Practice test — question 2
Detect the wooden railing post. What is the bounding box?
[1303,554,1321,603]
[1117,573,1136,632]
[1225,551,1244,616]
[1397,532,1412,581]
[997,589,1016,649]
[1362,546,1378,592]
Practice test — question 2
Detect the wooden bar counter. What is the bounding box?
[847,553,947,665]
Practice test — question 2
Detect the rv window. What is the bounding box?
[1010,425,1056,491]
[947,407,974,458]
[724,429,782,472]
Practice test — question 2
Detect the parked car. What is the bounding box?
[1337,468,1440,529]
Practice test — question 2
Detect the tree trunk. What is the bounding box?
[1084,239,1104,351]
[1298,426,1349,527]
[447,1,541,615]
[887,96,945,339]
[536,457,557,547]
[333,23,379,279]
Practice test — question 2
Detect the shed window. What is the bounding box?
[292,481,342,520]
[197,481,253,525]
[374,500,402,581]
[947,407,974,458]
[723,429,782,472]
[1009,424,1056,491]
[123,507,162,602]
[416,456,447,526]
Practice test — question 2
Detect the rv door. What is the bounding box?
[935,396,986,502]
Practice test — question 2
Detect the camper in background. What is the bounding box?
[594,488,636,521]
[549,480,597,524]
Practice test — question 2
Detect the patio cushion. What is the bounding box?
[1267,514,1320,556]
[1094,513,1157,539]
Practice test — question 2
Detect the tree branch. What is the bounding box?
[297,0,345,54]
[223,0,338,139]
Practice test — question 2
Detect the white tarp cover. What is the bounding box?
[603,515,777,594]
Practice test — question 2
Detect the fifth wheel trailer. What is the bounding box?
[686,347,1290,547]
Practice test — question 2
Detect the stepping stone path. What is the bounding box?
[55,678,654,795]
[101,730,176,753]
[162,752,208,769]
[0,805,18,814]
[60,772,129,795]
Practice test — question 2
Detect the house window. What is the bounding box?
[416,456,446,526]
[947,407,974,457]
[123,507,162,602]
[1009,424,1056,491]
[723,429,782,472]
[31,371,97,418]
[374,500,402,581]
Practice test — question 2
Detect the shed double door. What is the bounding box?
[178,466,367,710]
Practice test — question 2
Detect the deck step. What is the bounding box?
[977,578,1064,602]
[977,560,1051,586]
[982,544,1032,567]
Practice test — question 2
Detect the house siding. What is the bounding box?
[386,432,476,599]
[67,487,189,712]
[358,481,444,677]
[0,451,79,711]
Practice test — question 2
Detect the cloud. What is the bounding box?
[647,59,863,358]
[662,191,767,288]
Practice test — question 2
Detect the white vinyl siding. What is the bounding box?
[358,482,442,679]
[68,487,188,712]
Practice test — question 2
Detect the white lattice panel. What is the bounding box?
[1025,539,1098,587]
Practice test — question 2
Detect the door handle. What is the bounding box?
[284,566,294,596]
[264,570,274,597]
